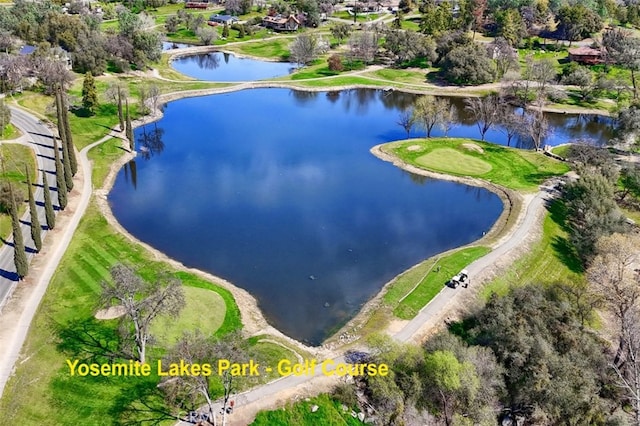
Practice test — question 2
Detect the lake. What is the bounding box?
[108,88,613,344]
[171,52,296,81]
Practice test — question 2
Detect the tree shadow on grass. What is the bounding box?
[547,199,571,233]
[551,236,584,274]
[110,378,178,426]
[56,317,122,363]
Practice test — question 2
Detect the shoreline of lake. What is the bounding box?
[96,86,534,354]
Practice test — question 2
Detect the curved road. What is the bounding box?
[0,107,104,397]
[0,107,57,308]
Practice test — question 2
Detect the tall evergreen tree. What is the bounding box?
[60,131,74,191]
[60,85,77,176]
[8,182,28,279]
[55,87,67,157]
[117,88,125,132]
[42,171,55,230]
[81,72,99,115]
[53,138,68,210]
[125,99,134,152]
[26,167,42,252]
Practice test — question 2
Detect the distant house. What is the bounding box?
[262,14,300,31]
[568,47,603,65]
[185,2,209,9]
[209,14,239,25]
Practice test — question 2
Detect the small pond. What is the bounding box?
[171,52,296,81]
[109,88,614,344]
[162,41,194,51]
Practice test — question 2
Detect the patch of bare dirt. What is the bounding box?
[462,143,484,153]
[95,306,125,320]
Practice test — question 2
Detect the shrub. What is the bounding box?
[328,54,344,71]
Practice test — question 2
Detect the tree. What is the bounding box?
[8,182,28,279]
[561,65,595,100]
[397,109,415,138]
[161,331,249,425]
[222,23,229,39]
[0,182,23,214]
[25,167,42,252]
[60,129,74,191]
[57,83,77,176]
[525,108,549,150]
[53,138,67,210]
[489,37,518,78]
[557,5,603,45]
[384,30,437,65]
[348,31,380,64]
[619,166,640,202]
[100,264,184,363]
[563,170,626,263]
[464,94,499,140]
[42,171,55,230]
[81,72,98,115]
[196,26,217,46]
[412,95,452,137]
[441,43,495,85]
[529,57,557,97]
[603,28,640,99]
[496,7,526,47]
[474,284,617,424]
[327,54,343,71]
[126,99,134,152]
[470,0,487,39]
[165,14,180,33]
[290,33,320,67]
[498,107,525,146]
[0,99,10,135]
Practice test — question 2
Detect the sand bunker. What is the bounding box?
[462,143,484,154]
[95,305,126,320]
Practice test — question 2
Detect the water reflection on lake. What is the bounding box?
[171,51,296,81]
[109,88,614,344]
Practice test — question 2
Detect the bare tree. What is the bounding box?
[348,30,380,64]
[397,109,415,138]
[412,95,452,138]
[464,94,499,141]
[160,331,249,426]
[289,33,320,67]
[100,264,184,363]
[196,26,218,46]
[525,106,549,150]
[498,107,525,147]
[146,83,161,115]
[105,83,127,131]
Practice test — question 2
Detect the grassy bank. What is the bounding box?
[384,246,491,320]
[481,200,583,298]
[383,138,570,192]
[0,201,243,424]
[251,393,362,425]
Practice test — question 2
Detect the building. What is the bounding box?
[209,14,239,25]
[262,14,300,31]
[568,46,603,65]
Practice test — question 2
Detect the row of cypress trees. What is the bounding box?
[9,84,76,280]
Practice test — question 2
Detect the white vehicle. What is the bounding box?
[449,269,470,288]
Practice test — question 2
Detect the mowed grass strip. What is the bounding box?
[416,148,493,176]
[386,246,491,320]
[385,138,570,192]
[0,203,242,424]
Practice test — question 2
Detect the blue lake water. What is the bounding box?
[108,88,614,344]
[171,52,296,81]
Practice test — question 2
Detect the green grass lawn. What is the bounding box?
[226,38,291,60]
[385,138,570,192]
[1,123,20,140]
[150,286,226,346]
[551,144,570,158]
[480,200,584,299]
[0,202,242,424]
[251,393,363,425]
[0,144,36,240]
[385,246,491,320]
[416,147,493,175]
[367,68,427,84]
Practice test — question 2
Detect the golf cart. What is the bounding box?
[448,269,470,289]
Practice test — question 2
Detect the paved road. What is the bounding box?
[0,107,58,312]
